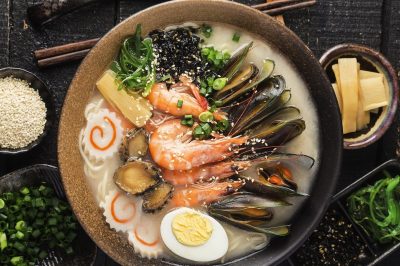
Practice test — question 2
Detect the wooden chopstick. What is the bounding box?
[263,0,316,16]
[33,0,316,68]
[34,38,99,60]
[37,49,91,68]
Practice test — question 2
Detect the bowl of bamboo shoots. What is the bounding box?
[320,44,398,149]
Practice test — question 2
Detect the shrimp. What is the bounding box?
[162,160,251,186]
[147,82,226,120]
[149,119,248,170]
[171,181,244,207]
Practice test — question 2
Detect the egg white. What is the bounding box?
[160,207,228,263]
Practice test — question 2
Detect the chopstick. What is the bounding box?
[259,0,316,16]
[33,0,316,68]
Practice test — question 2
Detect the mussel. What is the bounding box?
[221,42,253,81]
[214,63,259,99]
[142,181,174,213]
[120,128,149,161]
[238,153,314,198]
[208,192,290,236]
[218,59,276,105]
[114,161,160,195]
[229,76,288,135]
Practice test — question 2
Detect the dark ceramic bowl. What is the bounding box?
[58,1,342,265]
[0,164,97,265]
[320,44,399,150]
[0,68,55,154]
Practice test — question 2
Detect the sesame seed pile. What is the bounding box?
[0,77,47,149]
[149,28,215,84]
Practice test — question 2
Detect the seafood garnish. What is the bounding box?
[100,190,140,233]
[142,182,174,213]
[171,181,244,207]
[209,192,291,221]
[120,128,149,162]
[114,161,160,195]
[149,119,248,170]
[162,160,251,185]
[239,153,315,198]
[82,109,123,161]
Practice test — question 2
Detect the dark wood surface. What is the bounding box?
[0,0,399,265]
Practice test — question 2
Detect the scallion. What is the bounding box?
[177,99,183,108]
[232,32,241,42]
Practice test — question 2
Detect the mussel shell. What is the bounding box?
[238,153,314,197]
[142,181,174,213]
[120,128,149,162]
[209,192,290,221]
[114,161,160,196]
[214,63,259,99]
[221,42,253,81]
[209,210,290,236]
[230,76,288,135]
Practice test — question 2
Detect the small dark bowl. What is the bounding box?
[320,44,399,150]
[0,67,55,154]
[0,164,97,265]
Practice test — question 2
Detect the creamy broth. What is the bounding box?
[80,22,320,264]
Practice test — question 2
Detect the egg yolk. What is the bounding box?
[172,212,213,246]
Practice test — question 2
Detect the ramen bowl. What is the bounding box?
[320,43,399,150]
[58,1,342,265]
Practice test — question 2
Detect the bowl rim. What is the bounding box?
[0,67,55,155]
[58,1,342,265]
[319,43,399,150]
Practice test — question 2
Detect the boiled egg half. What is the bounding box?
[160,207,228,263]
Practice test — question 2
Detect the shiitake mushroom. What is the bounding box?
[142,182,174,213]
[114,161,160,195]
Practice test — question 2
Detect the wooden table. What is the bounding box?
[0,0,399,265]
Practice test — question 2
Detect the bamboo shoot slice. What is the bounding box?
[332,64,343,103]
[359,70,384,80]
[331,83,343,114]
[338,58,359,134]
[359,77,388,111]
[96,70,153,127]
[356,65,370,130]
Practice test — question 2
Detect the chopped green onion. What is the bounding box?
[10,256,23,265]
[38,250,48,259]
[16,231,24,239]
[201,24,213,38]
[213,78,228,91]
[0,232,7,251]
[201,123,212,135]
[199,111,214,122]
[177,99,183,108]
[232,32,241,42]
[15,221,25,231]
[20,187,30,195]
[0,199,5,209]
[184,115,193,119]
[48,217,57,226]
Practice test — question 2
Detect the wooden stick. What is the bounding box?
[263,0,316,16]
[253,0,304,10]
[267,0,285,24]
[37,49,90,68]
[34,38,99,60]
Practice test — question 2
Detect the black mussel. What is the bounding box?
[218,59,276,105]
[214,63,259,99]
[142,182,174,213]
[230,78,289,135]
[209,192,290,221]
[221,42,253,81]
[120,128,149,161]
[209,209,290,236]
[238,153,315,197]
[114,161,160,195]
[208,192,290,236]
